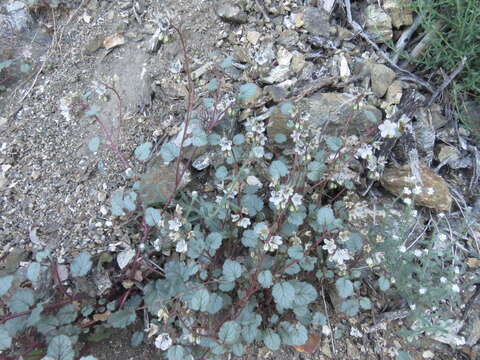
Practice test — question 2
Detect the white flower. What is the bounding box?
[231,214,240,222]
[330,248,351,265]
[438,233,447,241]
[176,239,188,253]
[153,238,162,251]
[237,218,251,228]
[322,239,337,254]
[291,130,302,142]
[321,325,331,336]
[409,304,416,310]
[168,218,182,231]
[419,287,427,295]
[378,120,399,138]
[219,137,232,152]
[426,187,435,195]
[440,277,447,284]
[452,284,460,293]
[413,186,422,195]
[403,187,412,195]
[398,245,407,253]
[264,235,282,252]
[350,327,362,338]
[155,333,172,350]
[291,193,303,207]
[403,197,412,205]
[246,176,262,187]
[356,144,373,159]
[414,249,422,257]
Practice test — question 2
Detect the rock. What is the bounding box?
[246,30,261,45]
[266,103,295,143]
[238,83,263,107]
[1,1,33,32]
[385,80,403,105]
[260,65,290,85]
[138,156,191,207]
[291,51,306,73]
[383,0,413,28]
[276,47,292,66]
[254,42,275,65]
[277,30,300,47]
[304,7,331,37]
[264,85,288,103]
[380,164,452,211]
[103,33,126,50]
[364,5,393,43]
[437,144,461,165]
[415,104,448,130]
[84,35,104,54]
[370,64,396,97]
[304,93,382,137]
[215,2,247,24]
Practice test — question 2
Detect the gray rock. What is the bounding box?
[2,1,33,32]
[277,29,300,47]
[303,92,382,136]
[215,2,247,24]
[364,4,393,43]
[370,64,396,97]
[383,0,413,28]
[304,6,331,37]
[264,85,288,103]
[266,103,295,144]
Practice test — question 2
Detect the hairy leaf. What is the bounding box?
[218,321,241,344]
[160,142,180,163]
[272,282,295,309]
[8,289,34,313]
[47,335,74,360]
[70,252,92,277]
[222,260,242,282]
[258,270,273,288]
[336,277,354,299]
[27,262,41,282]
[269,160,288,179]
[144,207,162,227]
[190,289,210,311]
[263,329,281,350]
[107,308,136,328]
[167,345,185,360]
[0,329,12,351]
[0,275,14,297]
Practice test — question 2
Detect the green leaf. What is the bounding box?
[80,357,98,360]
[269,160,288,179]
[27,303,44,326]
[57,304,78,325]
[26,262,41,282]
[8,289,34,312]
[233,134,245,145]
[215,166,228,180]
[223,260,242,282]
[88,137,101,152]
[0,275,14,297]
[190,288,210,311]
[378,276,390,291]
[20,63,31,73]
[396,351,411,360]
[307,161,326,181]
[312,312,327,326]
[345,232,363,253]
[160,142,180,163]
[258,270,273,288]
[300,256,316,271]
[187,236,205,259]
[336,277,354,299]
[272,282,295,309]
[274,133,287,143]
[221,56,233,69]
[134,142,152,161]
[291,281,317,306]
[326,136,343,151]
[340,299,359,317]
[144,207,162,227]
[207,78,218,91]
[263,329,281,350]
[47,335,74,360]
[280,102,294,116]
[123,191,137,211]
[284,263,301,275]
[218,321,241,344]
[70,252,92,277]
[316,207,334,230]
[111,190,125,216]
[107,308,136,328]
[167,345,185,360]
[205,232,223,254]
[131,331,144,347]
[288,211,306,226]
[287,245,304,260]
[208,133,221,145]
[192,128,208,147]
[0,329,12,351]
[241,194,263,216]
[359,297,372,310]
[203,97,215,109]
[206,293,224,314]
[279,322,307,346]
[238,83,260,103]
[219,280,235,292]
[241,230,258,247]
[232,343,244,356]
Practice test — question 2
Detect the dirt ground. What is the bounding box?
[1,0,478,359]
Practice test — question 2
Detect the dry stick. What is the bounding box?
[342,0,434,94]
[392,15,423,64]
[321,286,336,355]
[426,56,467,107]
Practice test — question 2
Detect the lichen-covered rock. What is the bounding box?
[365,5,393,43]
[383,0,413,28]
[304,6,331,37]
[215,2,247,24]
[370,64,396,98]
[380,164,452,211]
